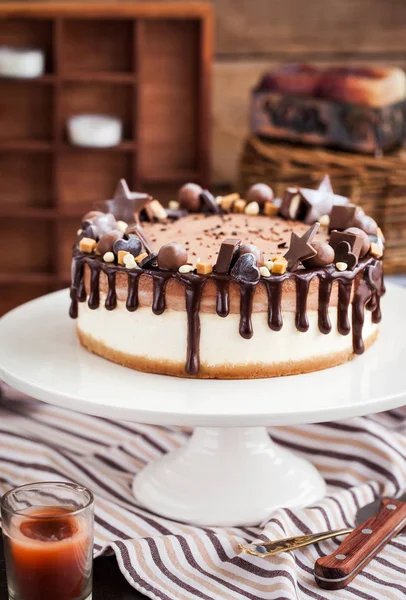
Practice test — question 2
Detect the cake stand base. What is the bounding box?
[132,426,325,526]
[1,287,405,527]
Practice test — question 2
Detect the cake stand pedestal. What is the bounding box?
[0,286,405,526]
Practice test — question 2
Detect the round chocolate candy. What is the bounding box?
[238,243,264,266]
[344,227,371,257]
[302,242,335,268]
[353,214,378,236]
[157,242,188,270]
[178,183,203,212]
[96,230,123,255]
[246,183,274,207]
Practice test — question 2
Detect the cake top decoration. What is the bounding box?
[97,179,152,224]
[283,222,320,271]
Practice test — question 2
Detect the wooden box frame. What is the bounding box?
[0,2,213,315]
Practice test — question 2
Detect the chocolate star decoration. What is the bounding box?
[283,222,320,271]
[318,174,333,195]
[97,179,152,224]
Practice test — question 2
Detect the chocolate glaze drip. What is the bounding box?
[337,281,352,335]
[182,275,206,375]
[104,269,117,311]
[88,262,101,310]
[70,249,384,376]
[126,271,141,312]
[239,284,256,339]
[215,277,230,318]
[318,276,332,334]
[69,258,85,319]
[263,279,283,331]
[295,277,311,332]
[152,273,172,316]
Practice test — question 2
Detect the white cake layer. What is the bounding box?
[77,300,377,366]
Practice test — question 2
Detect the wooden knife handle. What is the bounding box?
[315,498,406,590]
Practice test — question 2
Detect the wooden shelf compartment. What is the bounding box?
[58,150,133,208]
[61,72,135,84]
[0,80,54,141]
[138,19,202,182]
[0,152,54,209]
[0,218,54,275]
[0,140,54,152]
[0,3,213,315]
[59,81,134,142]
[61,19,134,74]
[0,17,54,74]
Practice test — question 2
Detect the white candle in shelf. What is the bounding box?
[67,114,123,148]
[0,47,45,78]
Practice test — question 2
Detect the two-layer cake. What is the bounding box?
[70,177,385,378]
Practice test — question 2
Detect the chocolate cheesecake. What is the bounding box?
[70,177,385,379]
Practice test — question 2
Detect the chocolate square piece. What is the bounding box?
[329,204,357,231]
[329,230,363,260]
[215,238,241,274]
[280,188,302,220]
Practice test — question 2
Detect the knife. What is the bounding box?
[314,497,406,589]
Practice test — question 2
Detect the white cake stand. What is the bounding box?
[0,285,405,526]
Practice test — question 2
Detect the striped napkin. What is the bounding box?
[0,382,405,600]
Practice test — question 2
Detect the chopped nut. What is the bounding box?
[116,220,128,233]
[103,251,115,263]
[118,250,130,265]
[79,237,97,253]
[271,258,287,275]
[370,242,383,258]
[124,254,137,269]
[233,199,247,213]
[220,192,240,211]
[244,201,260,216]
[377,227,385,240]
[264,201,279,216]
[179,264,195,274]
[134,252,148,264]
[150,199,167,220]
[264,260,274,271]
[260,265,271,277]
[319,214,330,227]
[336,261,348,271]
[196,262,213,275]
[169,200,180,210]
[77,228,83,236]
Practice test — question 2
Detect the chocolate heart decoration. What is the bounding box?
[113,237,142,257]
[334,241,357,270]
[231,253,260,284]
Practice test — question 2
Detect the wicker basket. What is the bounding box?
[239,136,406,273]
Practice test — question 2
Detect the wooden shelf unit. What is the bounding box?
[0,2,213,314]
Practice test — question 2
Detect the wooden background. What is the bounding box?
[2,0,406,185]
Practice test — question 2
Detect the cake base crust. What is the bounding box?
[77,326,379,380]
